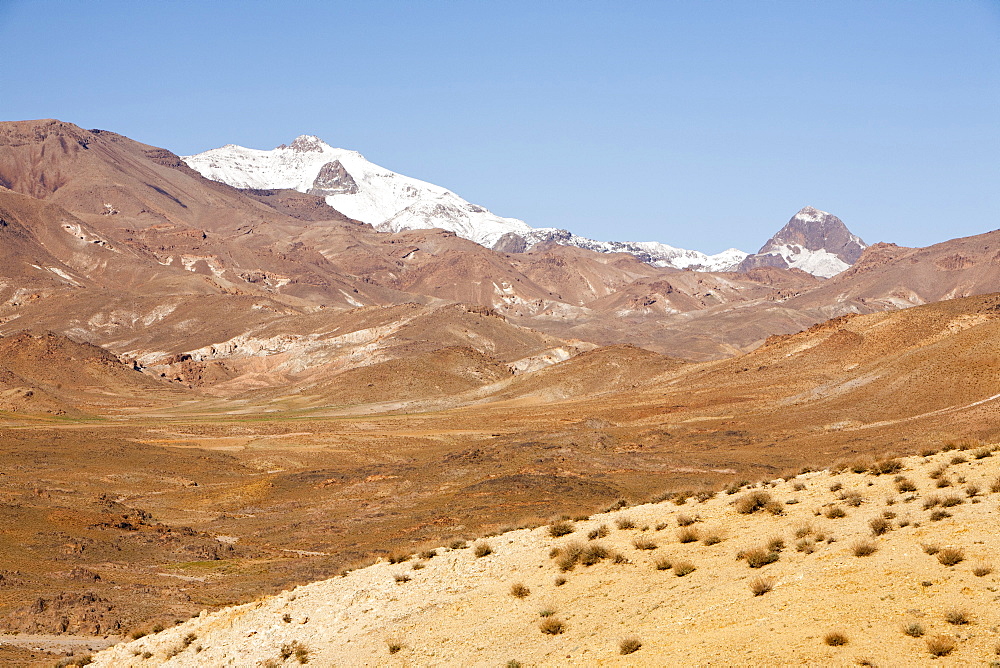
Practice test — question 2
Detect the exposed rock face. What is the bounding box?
[308,160,359,196]
[738,206,867,278]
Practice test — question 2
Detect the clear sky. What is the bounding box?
[1,0,997,254]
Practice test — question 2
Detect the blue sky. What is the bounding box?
[1,0,997,253]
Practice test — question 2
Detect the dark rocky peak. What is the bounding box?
[308,160,359,196]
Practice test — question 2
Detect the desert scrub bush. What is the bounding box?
[588,524,609,540]
[793,524,813,539]
[725,480,749,495]
[841,491,863,507]
[922,495,941,509]
[764,500,785,515]
[387,552,411,564]
[654,555,672,571]
[394,573,411,583]
[796,539,815,554]
[972,446,993,459]
[950,454,967,465]
[870,458,903,475]
[902,622,924,637]
[940,495,963,507]
[673,560,696,576]
[611,552,630,564]
[579,543,609,566]
[824,505,847,519]
[793,482,806,491]
[677,527,700,543]
[539,617,565,635]
[937,547,964,566]
[850,459,870,474]
[619,636,642,655]
[676,513,697,527]
[182,632,196,647]
[935,476,952,488]
[869,516,892,536]
[672,490,694,505]
[554,576,567,586]
[829,481,843,492]
[990,476,1000,494]
[824,631,848,646]
[411,561,425,570]
[734,490,772,514]
[972,562,993,577]
[510,582,531,598]
[929,509,952,521]
[555,541,584,571]
[851,539,878,557]
[895,477,917,493]
[615,517,636,530]
[766,536,785,552]
[632,536,657,550]
[280,641,310,664]
[655,522,668,531]
[473,541,492,557]
[925,635,956,657]
[387,638,403,654]
[743,547,779,568]
[419,549,436,560]
[695,490,715,503]
[749,576,774,596]
[929,465,948,479]
[449,539,467,549]
[944,609,970,625]
[965,483,979,498]
[548,520,575,537]
[702,532,722,545]
[922,544,940,555]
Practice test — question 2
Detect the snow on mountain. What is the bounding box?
[183,136,747,271]
[737,206,867,278]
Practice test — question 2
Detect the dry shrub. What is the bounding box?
[673,560,696,576]
[510,583,530,598]
[588,524,609,540]
[556,541,585,571]
[387,639,403,655]
[744,547,779,568]
[944,609,970,625]
[824,505,847,519]
[972,562,993,577]
[554,576,567,586]
[580,543,609,566]
[871,458,903,475]
[766,536,785,552]
[734,491,772,514]
[991,476,1000,494]
[388,552,411,564]
[902,622,924,637]
[851,539,878,557]
[922,495,941,509]
[702,532,722,546]
[972,446,993,459]
[895,477,917,493]
[473,541,492,558]
[449,539,467,550]
[548,520,575,537]
[794,524,813,539]
[796,539,815,554]
[419,549,437,560]
[676,513,697,527]
[922,544,940,555]
[925,635,956,657]
[935,477,952,488]
[829,482,843,492]
[539,617,565,635]
[394,573,411,583]
[677,527,700,543]
[695,490,715,503]
[937,547,964,566]
[824,631,848,646]
[940,495,963,507]
[749,576,774,596]
[633,536,657,550]
[793,482,806,491]
[619,636,642,655]
[929,465,947,480]
[842,491,863,507]
[654,555,672,571]
[869,517,891,536]
[950,455,967,465]
[929,510,951,521]
[411,561,425,570]
[965,483,980,498]
[615,517,636,530]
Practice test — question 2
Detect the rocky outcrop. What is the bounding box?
[308,160,359,196]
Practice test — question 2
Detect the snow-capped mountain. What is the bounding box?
[183,136,746,271]
[737,206,867,278]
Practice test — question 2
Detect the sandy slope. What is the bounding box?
[91,448,1000,666]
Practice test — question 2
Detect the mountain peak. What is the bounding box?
[738,207,867,278]
[286,135,329,152]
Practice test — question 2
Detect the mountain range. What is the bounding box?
[183,135,862,276]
